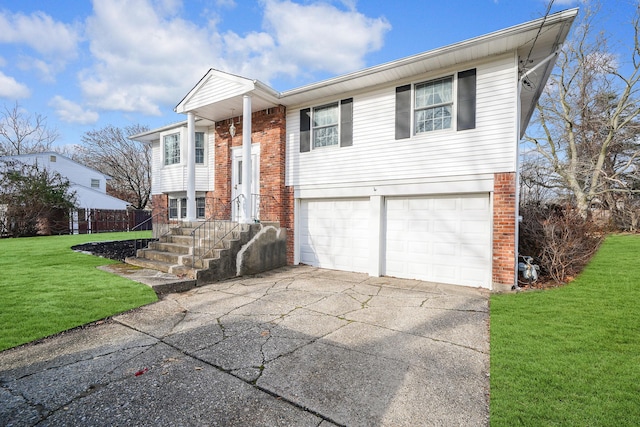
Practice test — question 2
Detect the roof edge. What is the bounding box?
[279,8,578,99]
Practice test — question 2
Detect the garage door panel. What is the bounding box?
[385,194,491,288]
[433,198,457,211]
[299,199,369,273]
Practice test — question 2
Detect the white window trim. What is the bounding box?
[163,132,181,166]
[412,74,457,136]
[311,101,340,150]
[195,131,206,165]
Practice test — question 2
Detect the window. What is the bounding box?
[91,179,100,189]
[395,69,476,140]
[164,133,180,165]
[180,198,187,219]
[196,197,205,218]
[169,197,204,219]
[300,98,353,152]
[195,132,205,164]
[414,76,453,133]
[313,103,339,148]
[169,198,178,219]
[50,155,57,162]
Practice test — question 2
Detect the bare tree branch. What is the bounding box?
[73,124,151,210]
[0,102,59,155]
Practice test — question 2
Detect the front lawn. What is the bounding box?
[0,232,158,352]
[490,234,640,425]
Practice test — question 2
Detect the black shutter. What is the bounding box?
[300,108,311,152]
[395,84,411,140]
[457,69,476,131]
[340,98,353,147]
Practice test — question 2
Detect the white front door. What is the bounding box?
[231,145,260,222]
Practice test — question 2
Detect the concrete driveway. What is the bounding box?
[0,266,489,426]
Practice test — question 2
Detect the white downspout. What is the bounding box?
[515,49,559,287]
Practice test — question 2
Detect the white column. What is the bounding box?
[186,111,196,221]
[241,95,252,223]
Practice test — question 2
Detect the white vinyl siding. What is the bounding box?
[286,55,517,187]
[181,73,255,112]
[152,126,214,194]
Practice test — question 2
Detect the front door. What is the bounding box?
[231,144,260,222]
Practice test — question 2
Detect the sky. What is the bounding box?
[0,0,637,149]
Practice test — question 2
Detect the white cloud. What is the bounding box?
[262,0,391,76]
[0,71,30,99]
[81,0,221,115]
[0,10,80,81]
[49,96,99,125]
[78,0,390,116]
[0,10,79,59]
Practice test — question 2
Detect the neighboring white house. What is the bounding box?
[1,152,129,210]
[132,9,577,290]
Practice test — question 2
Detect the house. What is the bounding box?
[0,152,130,211]
[131,9,577,290]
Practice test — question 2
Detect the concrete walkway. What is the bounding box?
[0,266,489,426]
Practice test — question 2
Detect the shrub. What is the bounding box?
[519,203,604,284]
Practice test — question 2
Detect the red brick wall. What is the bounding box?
[152,193,168,223]
[214,105,295,264]
[493,172,516,286]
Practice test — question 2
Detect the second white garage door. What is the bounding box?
[299,198,369,273]
[385,195,491,288]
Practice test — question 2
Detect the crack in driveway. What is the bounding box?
[1,266,489,427]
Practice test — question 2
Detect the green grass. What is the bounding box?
[490,234,640,426]
[0,232,158,351]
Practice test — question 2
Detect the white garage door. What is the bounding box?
[299,199,369,273]
[385,195,491,288]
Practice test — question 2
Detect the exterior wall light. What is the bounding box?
[229,108,236,137]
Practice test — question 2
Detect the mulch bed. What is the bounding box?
[71,239,156,262]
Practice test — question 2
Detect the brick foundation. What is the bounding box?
[492,172,517,287]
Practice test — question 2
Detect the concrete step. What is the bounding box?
[136,249,184,265]
[125,221,283,288]
[148,241,225,257]
[149,241,192,255]
[125,256,199,280]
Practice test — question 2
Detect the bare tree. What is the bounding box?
[0,102,59,156]
[524,3,640,220]
[74,124,151,210]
